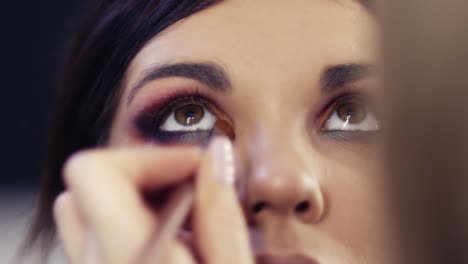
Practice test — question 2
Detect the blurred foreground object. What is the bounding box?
[381,1,468,263]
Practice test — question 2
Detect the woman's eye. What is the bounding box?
[322,99,379,132]
[160,104,216,131]
[134,95,234,145]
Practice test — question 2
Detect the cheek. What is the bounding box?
[321,161,392,260]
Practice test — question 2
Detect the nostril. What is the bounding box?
[252,201,268,214]
[295,201,310,213]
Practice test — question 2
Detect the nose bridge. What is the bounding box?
[243,126,325,224]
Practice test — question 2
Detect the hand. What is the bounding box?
[53,138,254,264]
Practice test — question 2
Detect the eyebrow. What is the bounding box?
[127,62,232,105]
[320,63,374,93]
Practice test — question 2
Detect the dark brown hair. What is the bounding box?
[25,0,220,256]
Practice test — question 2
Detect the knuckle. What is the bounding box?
[53,192,71,222]
[62,149,107,186]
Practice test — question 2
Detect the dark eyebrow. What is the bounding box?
[127,62,232,105]
[320,63,374,93]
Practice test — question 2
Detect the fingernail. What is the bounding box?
[209,137,235,186]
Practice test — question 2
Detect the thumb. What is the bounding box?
[194,137,254,264]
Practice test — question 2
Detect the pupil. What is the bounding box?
[186,111,195,118]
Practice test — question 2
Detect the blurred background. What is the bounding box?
[1,1,81,262]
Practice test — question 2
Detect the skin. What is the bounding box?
[54,0,394,263]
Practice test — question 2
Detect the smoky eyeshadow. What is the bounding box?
[133,93,214,143]
[134,105,214,144]
[134,104,165,139]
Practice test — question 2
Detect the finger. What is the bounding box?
[166,241,197,264]
[65,146,202,189]
[137,183,194,263]
[53,192,86,264]
[145,239,196,264]
[63,146,201,264]
[83,231,102,264]
[194,138,254,264]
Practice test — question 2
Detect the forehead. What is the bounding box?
[125,0,376,91]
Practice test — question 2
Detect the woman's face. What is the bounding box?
[108,0,391,263]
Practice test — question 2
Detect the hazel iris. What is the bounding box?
[337,102,366,124]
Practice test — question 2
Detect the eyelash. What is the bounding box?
[318,87,355,117]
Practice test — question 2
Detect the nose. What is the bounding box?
[245,156,325,224]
